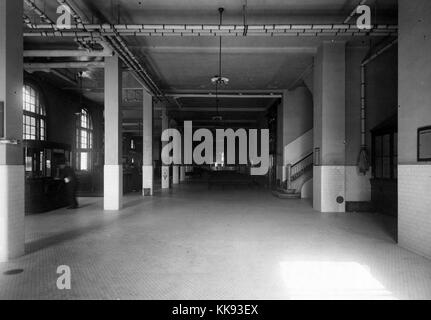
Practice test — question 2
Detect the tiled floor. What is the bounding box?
[1,183,431,300]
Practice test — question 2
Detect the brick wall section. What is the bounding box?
[398,165,431,259]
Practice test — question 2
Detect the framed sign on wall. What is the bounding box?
[418,126,431,161]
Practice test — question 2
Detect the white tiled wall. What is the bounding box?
[314,166,346,212]
[104,165,123,211]
[398,165,431,259]
[142,165,153,196]
[0,165,25,261]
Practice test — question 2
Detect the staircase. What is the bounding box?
[272,152,313,199]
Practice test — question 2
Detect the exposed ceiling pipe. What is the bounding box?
[166,94,282,99]
[24,0,155,97]
[106,34,162,96]
[344,0,368,24]
[357,37,398,175]
[24,0,105,55]
[102,35,159,96]
[54,0,163,99]
[24,0,56,27]
[24,23,398,37]
[178,107,267,112]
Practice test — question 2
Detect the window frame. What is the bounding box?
[23,84,46,141]
[75,108,94,172]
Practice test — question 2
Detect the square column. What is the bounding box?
[104,55,123,210]
[0,0,24,261]
[142,90,153,196]
[313,42,346,213]
[161,107,170,189]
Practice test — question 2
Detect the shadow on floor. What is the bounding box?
[25,220,108,255]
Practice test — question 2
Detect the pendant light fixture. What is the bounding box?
[75,71,84,116]
[211,7,229,121]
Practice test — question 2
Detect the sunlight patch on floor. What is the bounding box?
[280,261,396,300]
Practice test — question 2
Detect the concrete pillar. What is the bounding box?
[0,0,24,261]
[313,41,346,213]
[142,90,153,196]
[398,0,431,258]
[161,107,170,189]
[104,55,123,210]
[180,166,186,182]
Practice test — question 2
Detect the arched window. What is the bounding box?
[76,108,93,171]
[23,84,46,140]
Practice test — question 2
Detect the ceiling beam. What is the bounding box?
[24,62,105,69]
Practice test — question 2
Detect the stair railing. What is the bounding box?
[286,152,313,189]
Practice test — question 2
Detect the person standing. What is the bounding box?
[60,161,79,209]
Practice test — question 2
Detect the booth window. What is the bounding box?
[23,84,46,141]
[76,108,93,171]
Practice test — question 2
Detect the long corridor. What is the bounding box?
[0,184,430,300]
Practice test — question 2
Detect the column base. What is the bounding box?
[0,165,25,262]
[313,166,346,213]
[142,165,153,196]
[104,165,123,210]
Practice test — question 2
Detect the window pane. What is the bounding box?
[80,152,88,171]
[25,156,32,172]
[81,130,87,148]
